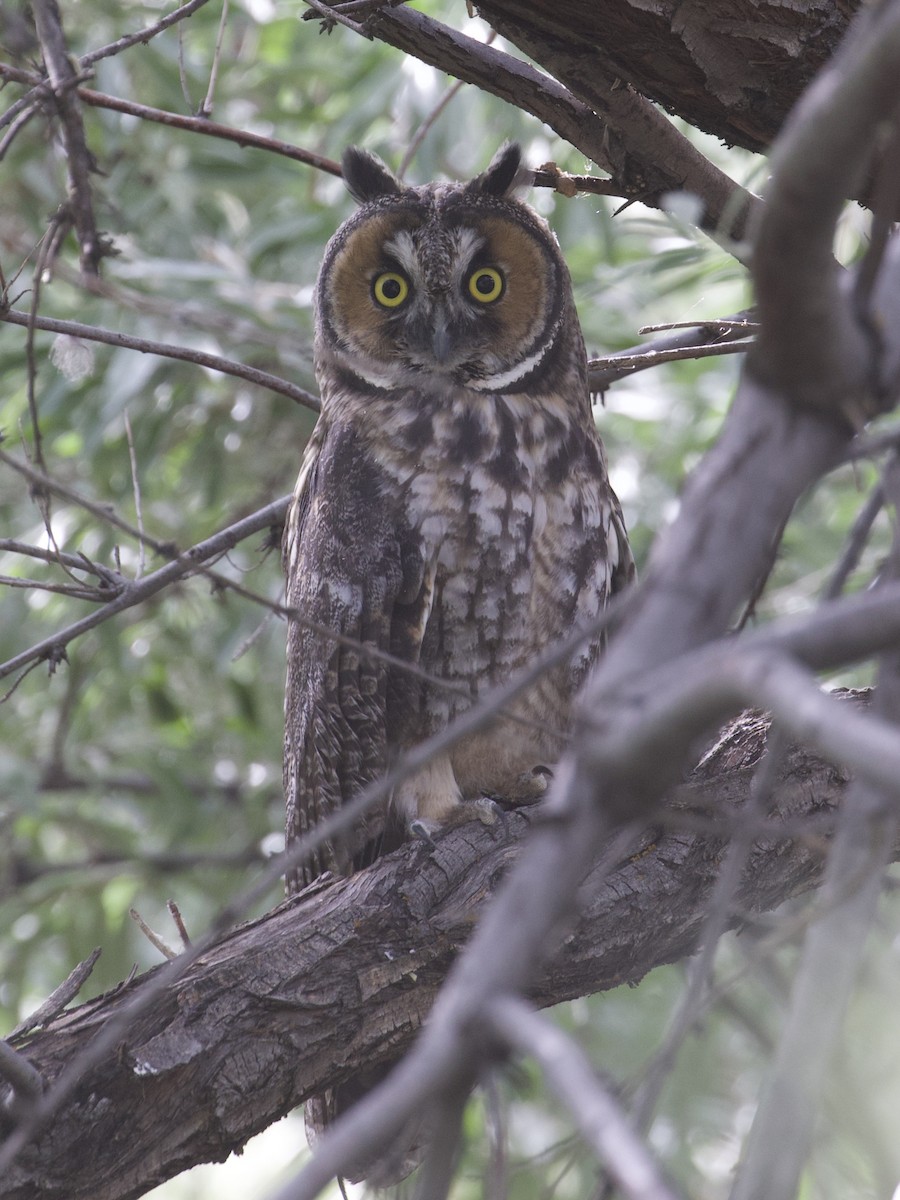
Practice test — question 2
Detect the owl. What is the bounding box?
[283,143,634,895]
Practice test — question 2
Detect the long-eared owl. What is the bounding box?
[283,144,633,895]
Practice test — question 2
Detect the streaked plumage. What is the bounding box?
[284,143,633,897]
[283,143,633,1183]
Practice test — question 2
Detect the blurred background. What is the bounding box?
[1,2,898,1197]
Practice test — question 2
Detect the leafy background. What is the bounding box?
[1,2,898,1197]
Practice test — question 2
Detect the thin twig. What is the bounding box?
[398,75,467,179]
[0,495,290,681]
[820,478,886,601]
[167,900,192,949]
[488,996,680,1200]
[177,18,194,111]
[10,948,102,1038]
[304,0,373,37]
[0,574,110,601]
[76,86,342,175]
[123,409,145,578]
[0,103,39,158]
[0,308,321,412]
[80,0,213,68]
[199,0,229,117]
[130,908,179,960]
[588,340,750,391]
[0,539,123,586]
[31,0,107,274]
[532,164,626,200]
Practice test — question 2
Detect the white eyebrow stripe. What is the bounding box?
[384,230,418,274]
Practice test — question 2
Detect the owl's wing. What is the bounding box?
[283,419,427,893]
[608,495,636,597]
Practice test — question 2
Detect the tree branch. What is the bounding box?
[0,694,877,1200]
[30,0,107,275]
[487,996,679,1200]
[0,308,321,412]
[359,4,762,242]
[0,493,290,681]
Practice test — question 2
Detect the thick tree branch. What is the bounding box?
[0,695,877,1200]
[731,461,900,1200]
[356,5,762,242]
[749,1,900,419]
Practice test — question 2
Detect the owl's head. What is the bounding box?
[315,144,579,395]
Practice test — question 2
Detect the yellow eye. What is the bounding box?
[372,272,409,308]
[467,266,504,303]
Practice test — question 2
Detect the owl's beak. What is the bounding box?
[430,319,455,364]
[405,304,460,367]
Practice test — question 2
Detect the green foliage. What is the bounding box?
[1,3,897,1199]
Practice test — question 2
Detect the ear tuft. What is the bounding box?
[466,143,524,198]
[342,147,403,204]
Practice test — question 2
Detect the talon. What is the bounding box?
[472,796,508,834]
[409,818,439,846]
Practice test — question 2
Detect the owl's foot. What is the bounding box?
[409,796,507,845]
[495,765,552,808]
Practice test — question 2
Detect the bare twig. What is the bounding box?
[588,313,756,390]
[10,948,102,1038]
[122,409,145,578]
[0,308,321,412]
[75,86,342,174]
[130,908,179,960]
[397,75,466,179]
[31,0,107,275]
[0,540,122,587]
[167,900,192,949]
[0,494,290,681]
[532,163,624,199]
[820,476,885,601]
[588,339,749,391]
[199,0,230,117]
[80,0,213,68]
[304,0,373,37]
[0,102,39,158]
[488,996,680,1200]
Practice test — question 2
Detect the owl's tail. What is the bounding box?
[305,1068,427,1188]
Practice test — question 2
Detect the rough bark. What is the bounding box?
[475,0,855,153]
[0,694,875,1200]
